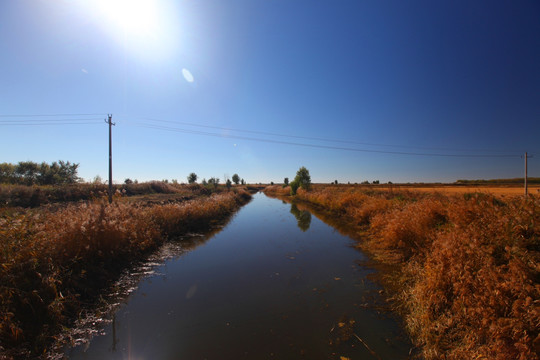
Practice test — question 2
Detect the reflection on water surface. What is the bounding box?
[290,203,312,232]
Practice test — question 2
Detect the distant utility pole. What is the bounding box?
[105,114,115,203]
[523,152,533,199]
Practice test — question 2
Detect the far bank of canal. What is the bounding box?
[66,192,412,359]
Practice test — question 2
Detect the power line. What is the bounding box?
[0,117,103,126]
[0,120,102,126]
[0,118,102,122]
[131,123,523,158]
[121,115,522,155]
[1,112,531,158]
[0,113,105,117]
[0,122,102,126]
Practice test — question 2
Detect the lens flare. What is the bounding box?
[182,68,194,83]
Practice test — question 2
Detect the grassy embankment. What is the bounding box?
[264,184,539,360]
[0,181,212,208]
[0,183,252,358]
[366,183,540,197]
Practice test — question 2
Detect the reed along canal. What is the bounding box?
[66,192,411,359]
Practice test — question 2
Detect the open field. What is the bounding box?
[405,185,539,196]
[307,183,540,197]
[264,184,540,360]
[0,184,252,358]
[362,184,539,197]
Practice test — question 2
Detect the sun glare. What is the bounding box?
[82,0,179,61]
[95,0,159,38]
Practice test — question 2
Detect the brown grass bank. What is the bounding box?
[0,181,214,208]
[264,184,539,360]
[0,188,251,358]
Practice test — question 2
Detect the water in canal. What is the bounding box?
[66,192,411,359]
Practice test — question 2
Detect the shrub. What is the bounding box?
[370,198,448,262]
[294,166,311,191]
[290,180,299,195]
[187,172,198,184]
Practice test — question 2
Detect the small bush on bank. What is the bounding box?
[121,181,179,196]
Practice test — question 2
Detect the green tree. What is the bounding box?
[290,180,299,195]
[0,163,15,184]
[93,175,103,184]
[187,172,198,184]
[36,162,53,184]
[208,177,219,189]
[284,177,289,186]
[0,160,79,185]
[294,166,311,191]
[15,161,39,185]
[226,178,232,190]
[57,161,80,184]
[232,174,240,185]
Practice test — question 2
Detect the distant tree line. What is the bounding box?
[0,161,80,185]
[188,172,245,187]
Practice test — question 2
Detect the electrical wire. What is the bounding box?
[0,113,105,117]
[0,115,105,126]
[1,112,531,157]
[0,118,103,122]
[121,115,522,155]
[0,122,102,126]
[131,122,523,158]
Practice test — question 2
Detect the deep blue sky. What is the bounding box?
[1,0,539,183]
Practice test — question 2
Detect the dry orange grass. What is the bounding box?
[0,189,251,358]
[357,184,540,197]
[264,184,540,360]
[399,196,539,360]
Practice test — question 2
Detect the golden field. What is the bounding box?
[264,184,539,360]
[371,184,540,197]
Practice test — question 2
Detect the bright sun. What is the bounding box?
[94,0,159,38]
[79,0,181,61]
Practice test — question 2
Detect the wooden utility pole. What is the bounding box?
[524,152,528,198]
[523,152,534,199]
[106,114,115,203]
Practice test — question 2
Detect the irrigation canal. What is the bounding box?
[66,192,411,359]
